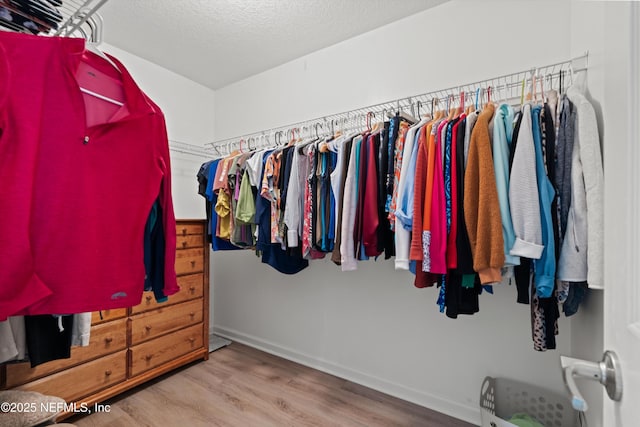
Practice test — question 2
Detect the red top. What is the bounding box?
[362,133,382,257]
[0,33,178,319]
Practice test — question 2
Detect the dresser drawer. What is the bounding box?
[91,308,127,325]
[15,350,127,402]
[130,324,203,377]
[5,318,127,388]
[177,233,204,250]
[130,298,203,345]
[175,248,204,275]
[176,223,204,236]
[131,274,204,315]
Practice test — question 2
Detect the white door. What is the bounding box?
[602,2,640,425]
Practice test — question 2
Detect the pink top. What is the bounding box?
[426,121,448,274]
[0,33,177,319]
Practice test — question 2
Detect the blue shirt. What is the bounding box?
[531,106,556,298]
[395,127,421,231]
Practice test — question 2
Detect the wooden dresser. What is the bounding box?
[0,220,209,417]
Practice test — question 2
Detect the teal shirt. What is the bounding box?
[531,106,556,298]
[493,104,520,266]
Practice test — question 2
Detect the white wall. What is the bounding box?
[213,1,573,141]
[211,1,607,425]
[102,43,215,219]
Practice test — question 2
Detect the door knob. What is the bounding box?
[560,350,622,411]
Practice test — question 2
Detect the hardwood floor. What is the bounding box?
[70,343,475,427]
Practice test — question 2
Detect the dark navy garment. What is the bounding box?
[563,282,588,317]
[256,151,308,274]
[144,199,167,303]
[385,117,399,211]
[315,148,337,252]
[325,151,338,252]
[377,124,394,258]
[197,161,215,240]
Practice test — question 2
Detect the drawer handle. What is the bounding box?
[181,228,187,235]
[189,312,196,318]
[188,337,196,344]
[105,370,112,376]
[145,325,152,331]
[190,261,196,267]
[182,241,188,248]
[145,355,153,361]
[104,337,113,344]
[189,286,196,293]
[146,295,153,302]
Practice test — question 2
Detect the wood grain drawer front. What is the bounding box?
[15,350,127,403]
[131,274,204,315]
[177,233,204,250]
[5,318,127,388]
[130,298,203,345]
[175,248,204,275]
[130,324,203,377]
[176,223,204,236]
[91,308,127,325]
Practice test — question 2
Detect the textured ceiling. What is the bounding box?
[99,0,448,89]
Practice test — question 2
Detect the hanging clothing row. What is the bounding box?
[0,31,178,367]
[199,71,603,351]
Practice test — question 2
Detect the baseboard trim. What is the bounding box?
[213,325,480,425]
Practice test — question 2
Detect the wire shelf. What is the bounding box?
[207,53,588,158]
[169,140,211,159]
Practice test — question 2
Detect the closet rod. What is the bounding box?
[206,53,588,157]
[169,140,211,158]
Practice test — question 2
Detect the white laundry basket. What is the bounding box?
[479,376,580,427]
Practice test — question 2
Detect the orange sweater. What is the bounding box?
[423,130,437,234]
[463,104,504,284]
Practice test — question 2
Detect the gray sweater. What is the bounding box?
[509,104,544,259]
[557,74,604,289]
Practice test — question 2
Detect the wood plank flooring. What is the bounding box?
[70,343,475,427]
